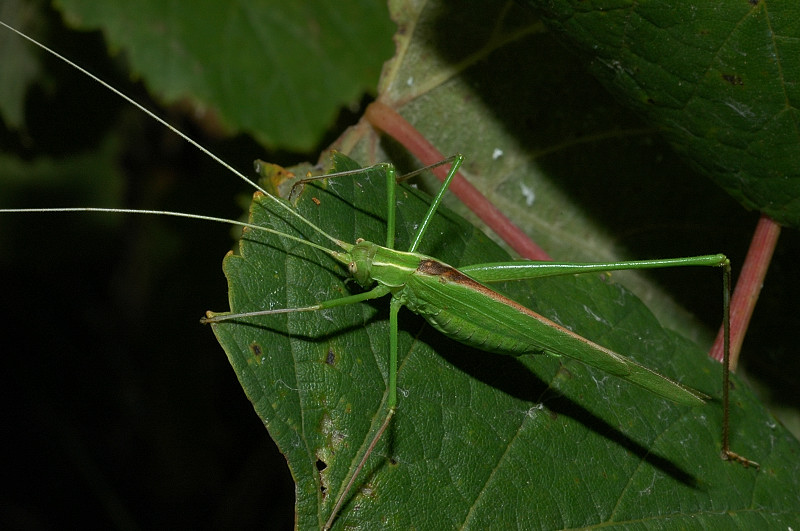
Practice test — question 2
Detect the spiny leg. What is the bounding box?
[324,156,464,528]
[719,261,759,468]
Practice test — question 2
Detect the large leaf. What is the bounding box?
[213,152,799,528]
[524,0,800,229]
[46,0,393,151]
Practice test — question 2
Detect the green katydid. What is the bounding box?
[1,19,760,530]
[201,151,758,529]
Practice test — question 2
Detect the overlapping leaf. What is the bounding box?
[212,153,799,528]
[51,0,394,151]
[526,0,800,228]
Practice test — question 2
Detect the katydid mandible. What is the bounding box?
[1,20,756,530]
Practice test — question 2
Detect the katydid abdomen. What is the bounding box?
[355,241,708,407]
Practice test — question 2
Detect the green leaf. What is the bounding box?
[524,0,800,229]
[213,153,800,528]
[52,0,394,151]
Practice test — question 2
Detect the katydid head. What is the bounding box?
[345,239,379,287]
[347,240,430,289]
[331,238,426,292]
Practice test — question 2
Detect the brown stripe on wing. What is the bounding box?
[416,259,588,343]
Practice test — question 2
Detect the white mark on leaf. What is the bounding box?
[723,99,755,119]
[520,182,535,206]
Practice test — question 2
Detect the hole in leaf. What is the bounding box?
[316,458,329,496]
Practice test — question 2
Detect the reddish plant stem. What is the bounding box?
[365,101,551,261]
[710,214,781,370]
[366,101,774,370]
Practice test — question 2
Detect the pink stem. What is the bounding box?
[709,214,781,369]
[364,101,771,369]
[365,101,551,261]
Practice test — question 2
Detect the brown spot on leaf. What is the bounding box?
[250,343,263,358]
[722,74,743,86]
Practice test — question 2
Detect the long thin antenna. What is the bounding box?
[0,20,342,248]
[1,207,343,256]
